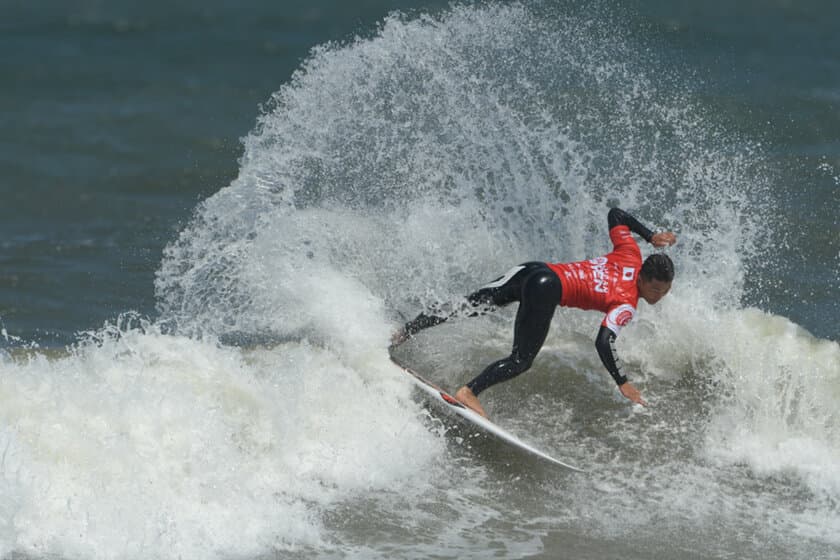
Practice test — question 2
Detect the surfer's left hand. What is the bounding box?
[650,231,676,248]
[619,382,648,407]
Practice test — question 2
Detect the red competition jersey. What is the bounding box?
[547,225,642,335]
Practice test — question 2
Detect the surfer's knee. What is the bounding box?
[508,352,534,375]
[467,288,494,307]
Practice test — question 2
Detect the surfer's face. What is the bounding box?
[638,277,671,305]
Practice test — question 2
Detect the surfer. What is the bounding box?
[392,207,676,418]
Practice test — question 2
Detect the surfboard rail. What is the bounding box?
[391,356,584,473]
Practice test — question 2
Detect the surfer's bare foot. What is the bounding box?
[390,328,408,347]
[455,386,488,418]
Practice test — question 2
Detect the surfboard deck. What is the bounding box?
[394,359,584,472]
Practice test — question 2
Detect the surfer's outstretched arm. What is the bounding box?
[595,326,648,406]
[609,207,676,248]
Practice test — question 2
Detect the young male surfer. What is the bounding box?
[392,207,677,418]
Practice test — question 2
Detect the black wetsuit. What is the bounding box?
[399,262,562,395]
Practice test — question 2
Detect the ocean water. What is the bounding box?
[0,1,838,558]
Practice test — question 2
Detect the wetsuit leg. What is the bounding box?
[400,311,447,336]
[466,264,562,396]
[465,263,534,308]
[400,263,545,337]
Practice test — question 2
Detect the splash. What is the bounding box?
[155,3,775,343]
[0,315,442,558]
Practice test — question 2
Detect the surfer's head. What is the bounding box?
[638,254,674,304]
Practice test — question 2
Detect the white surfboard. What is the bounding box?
[394,360,584,472]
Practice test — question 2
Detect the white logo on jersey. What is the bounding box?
[622,266,636,281]
[605,304,636,335]
[590,257,608,293]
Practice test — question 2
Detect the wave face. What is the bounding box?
[0,3,836,559]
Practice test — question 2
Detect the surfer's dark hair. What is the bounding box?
[640,254,674,282]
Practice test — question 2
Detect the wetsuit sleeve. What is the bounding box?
[595,325,628,386]
[608,208,654,243]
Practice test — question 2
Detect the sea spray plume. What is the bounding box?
[155,3,775,345]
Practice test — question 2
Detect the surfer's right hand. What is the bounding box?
[619,382,648,407]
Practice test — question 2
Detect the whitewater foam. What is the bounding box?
[0,318,442,558]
